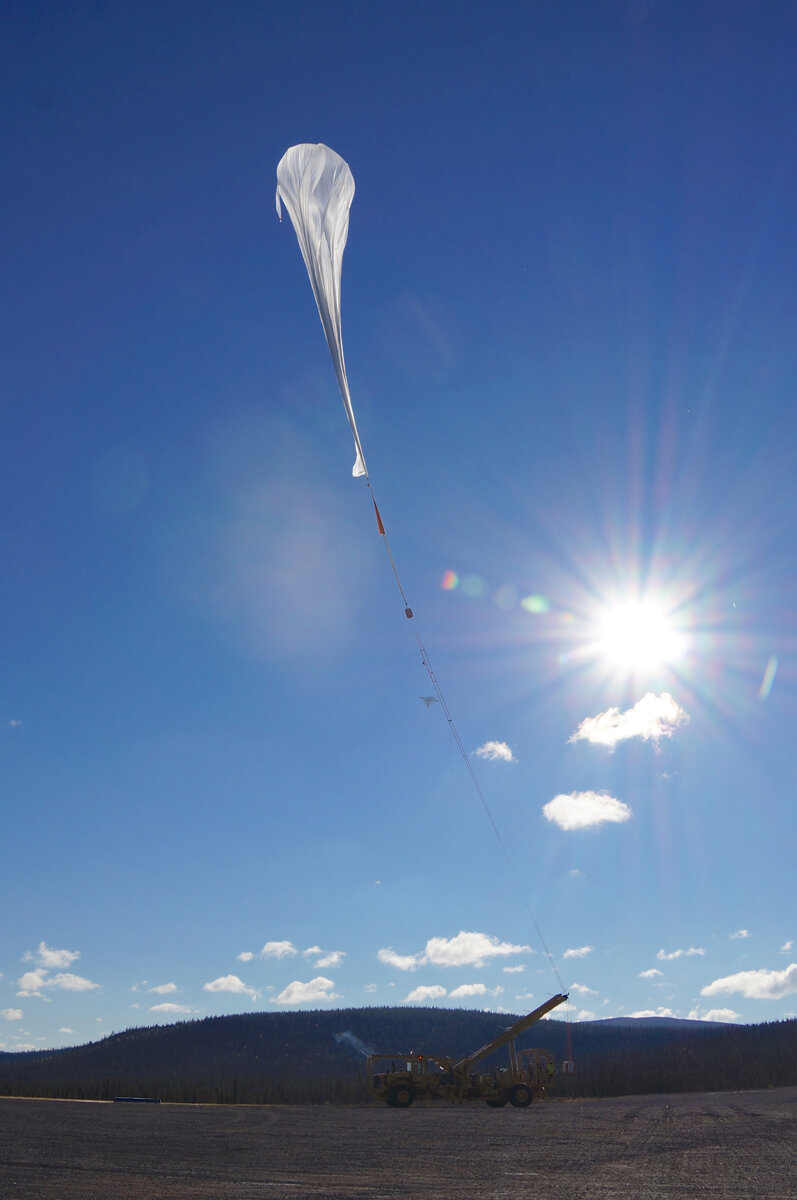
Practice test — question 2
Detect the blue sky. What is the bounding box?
[2,0,796,1052]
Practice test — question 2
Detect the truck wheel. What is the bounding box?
[509,1084,533,1107]
[486,1096,509,1107]
[389,1084,414,1108]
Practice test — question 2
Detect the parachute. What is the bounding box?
[276,143,367,478]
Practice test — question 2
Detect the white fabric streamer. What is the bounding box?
[276,143,367,478]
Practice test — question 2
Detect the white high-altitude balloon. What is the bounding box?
[276,143,366,478]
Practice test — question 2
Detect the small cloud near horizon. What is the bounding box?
[273,977,340,1005]
[378,931,530,972]
[202,975,259,1001]
[701,963,797,1000]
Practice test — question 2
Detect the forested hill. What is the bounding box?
[1,1007,794,1104]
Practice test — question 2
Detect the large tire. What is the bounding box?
[388,1083,414,1108]
[508,1084,533,1108]
[486,1095,509,1107]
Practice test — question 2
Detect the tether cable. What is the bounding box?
[365,476,566,997]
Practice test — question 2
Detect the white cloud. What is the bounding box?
[378,931,529,972]
[260,941,297,959]
[364,983,378,993]
[543,791,632,831]
[25,942,80,970]
[59,1027,74,1034]
[149,983,178,995]
[687,1007,740,1023]
[202,974,259,1001]
[700,964,797,1000]
[423,932,530,968]
[8,718,23,727]
[17,968,97,995]
[150,1003,194,1014]
[730,929,751,940]
[303,946,345,968]
[1,1009,23,1020]
[568,692,689,749]
[503,965,525,974]
[17,970,47,997]
[639,968,663,979]
[627,1007,675,1019]
[405,985,447,1003]
[781,940,793,952]
[378,947,420,971]
[474,741,516,763]
[575,1009,597,1021]
[315,951,345,968]
[657,947,705,961]
[49,973,98,991]
[447,983,500,999]
[515,991,535,1002]
[571,982,597,995]
[563,946,593,959]
[274,977,340,1005]
[237,951,254,962]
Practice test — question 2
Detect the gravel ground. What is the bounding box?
[1,1087,795,1199]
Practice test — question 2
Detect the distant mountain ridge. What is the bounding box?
[1,1006,794,1104]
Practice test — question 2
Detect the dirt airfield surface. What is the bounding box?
[1,1087,795,1199]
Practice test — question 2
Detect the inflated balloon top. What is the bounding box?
[276,143,366,478]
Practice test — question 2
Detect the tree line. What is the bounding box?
[1,1007,794,1104]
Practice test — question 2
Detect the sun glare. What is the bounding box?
[596,601,686,671]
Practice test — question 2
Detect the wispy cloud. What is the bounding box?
[543,791,631,830]
[149,982,178,995]
[273,976,340,1004]
[378,931,530,972]
[237,951,254,962]
[568,693,689,750]
[1,1009,23,1020]
[503,965,525,974]
[657,947,705,961]
[627,1007,675,1018]
[202,975,259,1001]
[474,741,516,763]
[782,940,794,953]
[730,929,751,940]
[639,968,663,979]
[563,946,593,959]
[150,1003,194,1014]
[7,719,23,728]
[701,963,797,1000]
[571,982,597,995]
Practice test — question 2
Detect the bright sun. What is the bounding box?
[596,601,685,670]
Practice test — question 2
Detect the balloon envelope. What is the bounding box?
[276,143,366,478]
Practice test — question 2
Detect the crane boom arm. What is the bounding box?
[454,992,568,1071]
